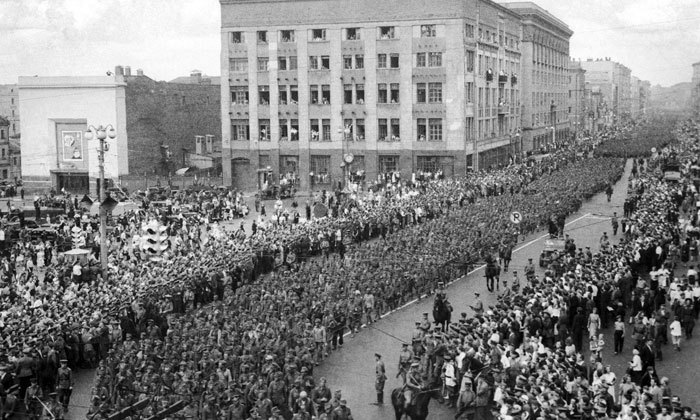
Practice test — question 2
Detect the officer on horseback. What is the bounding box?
[403,362,423,410]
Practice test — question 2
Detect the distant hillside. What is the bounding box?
[649,82,692,115]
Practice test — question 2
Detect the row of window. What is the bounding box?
[230,83,445,105]
[231,118,444,142]
[230,52,442,72]
[230,23,519,48]
[230,24,442,44]
[300,154,448,180]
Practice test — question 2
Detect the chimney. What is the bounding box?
[136,68,144,76]
[124,66,131,76]
[115,65,124,76]
[195,136,203,155]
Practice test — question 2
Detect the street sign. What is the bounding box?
[509,211,522,224]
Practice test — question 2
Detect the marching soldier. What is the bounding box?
[25,377,42,420]
[411,322,425,356]
[396,343,413,384]
[56,359,73,411]
[373,353,386,405]
[469,292,484,317]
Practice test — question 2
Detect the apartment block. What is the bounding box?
[220,0,523,191]
[502,2,572,153]
[567,60,586,137]
[580,58,632,121]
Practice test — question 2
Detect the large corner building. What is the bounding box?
[220,0,528,191]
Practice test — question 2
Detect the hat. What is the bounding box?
[375,353,381,358]
[402,343,408,347]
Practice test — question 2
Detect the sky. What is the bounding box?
[1,0,698,87]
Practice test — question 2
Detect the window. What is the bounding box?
[279,86,288,104]
[346,28,361,40]
[281,30,295,42]
[321,85,331,104]
[379,26,395,39]
[310,155,331,184]
[377,54,387,69]
[290,85,298,103]
[279,119,288,141]
[1,170,6,179]
[12,157,17,166]
[259,119,270,141]
[231,32,244,43]
[429,118,443,141]
[390,54,399,68]
[378,84,388,103]
[278,56,287,70]
[378,119,388,141]
[257,57,269,72]
[355,119,365,140]
[344,55,353,70]
[417,83,427,103]
[391,118,400,140]
[428,82,442,103]
[344,84,353,104]
[290,119,299,140]
[465,23,474,38]
[231,120,249,141]
[230,58,248,72]
[416,53,426,68]
[343,119,353,139]
[322,119,331,141]
[258,85,269,105]
[320,56,330,69]
[257,31,267,43]
[417,118,427,141]
[378,155,399,173]
[356,84,364,104]
[429,52,442,67]
[466,50,475,72]
[417,156,440,173]
[421,24,436,37]
[312,29,326,41]
[309,56,319,70]
[230,86,249,104]
[466,82,474,102]
[310,85,319,104]
[289,56,297,70]
[355,54,364,69]
[390,83,399,103]
[310,119,320,141]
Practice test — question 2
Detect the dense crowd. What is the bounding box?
[0,119,683,419]
[399,122,700,420]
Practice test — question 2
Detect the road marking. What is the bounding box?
[342,212,593,338]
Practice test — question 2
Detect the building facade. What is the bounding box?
[579,58,632,121]
[219,0,523,191]
[18,66,221,194]
[503,2,572,153]
[0,117,11,182]
[692,62,700,118]
[0,85,20,138]
[567,60,585,138]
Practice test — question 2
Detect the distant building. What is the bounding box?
[169,70,221,86]
[0,85,19,138]
[502,2,573,153]
[692,62,700,118]
[0,117,11,181]
[18,66,220,194]
[580,58,632,121]
[567,60,586,137]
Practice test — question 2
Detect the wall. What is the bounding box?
[0,85,20,137]
[18,76,128,190]
[124,75,221,176]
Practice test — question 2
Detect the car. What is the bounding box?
[539,238,566,267]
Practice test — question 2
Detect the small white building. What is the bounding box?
[18,75,128,195]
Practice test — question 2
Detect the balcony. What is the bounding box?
[497,104,509,116]
[498,74,508,84]
[511,75,518,85]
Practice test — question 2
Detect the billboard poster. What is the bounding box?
[61,131,83,161]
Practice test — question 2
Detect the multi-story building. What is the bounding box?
[18,66,220,194]
[580,58,632,121]
[502,2,572,153]
[567,60,585,139]
[629,76,650,120]
[219,0,523,191]
[0,117,11,181]
[0,85,20,138]
[692,62,700,118]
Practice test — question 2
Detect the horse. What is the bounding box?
[391,374,442,420]
[432,294,452,332]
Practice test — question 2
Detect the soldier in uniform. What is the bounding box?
[524,258,536,284]
[56,359,73,411]
[411,322,424,356]
[396,343,413,383]
[25,377,42,420]
[403,362,423,410]
[373,353,387,405]
[419,313,431,332]
[469,292,484,317]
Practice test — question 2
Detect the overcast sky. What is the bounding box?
[1,0,698,87]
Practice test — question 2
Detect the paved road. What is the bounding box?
[315,159,700,419]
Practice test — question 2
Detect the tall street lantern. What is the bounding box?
[85,124,116,275]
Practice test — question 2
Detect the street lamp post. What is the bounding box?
[515,132,522,163]
[85,124,116,275]
[338,125,351,189]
